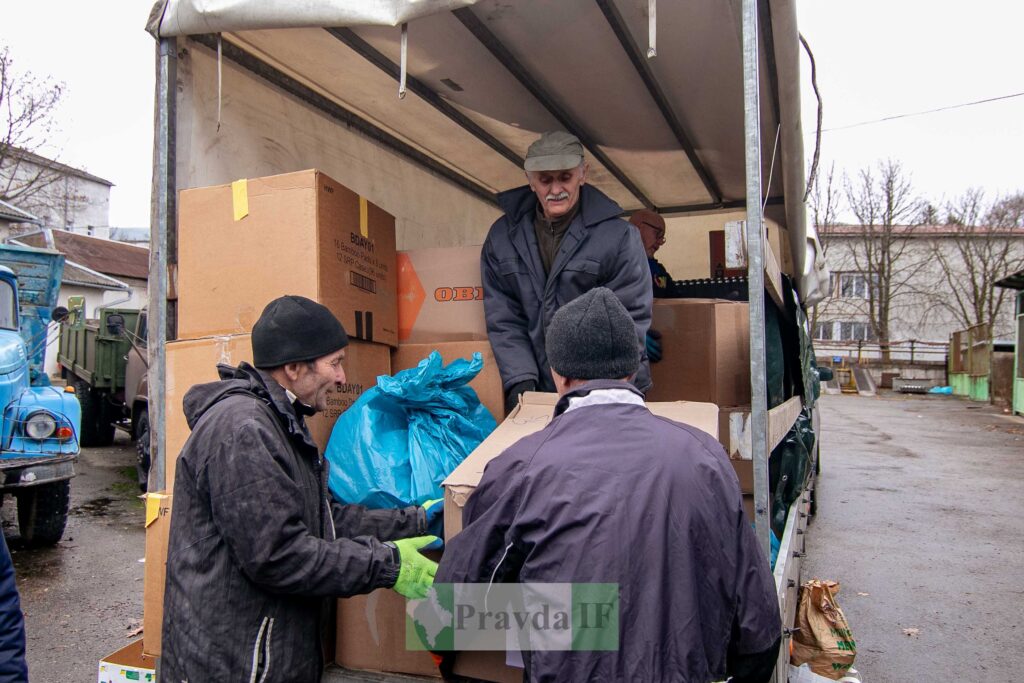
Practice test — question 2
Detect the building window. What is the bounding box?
[813,322,833,341]
[838,321,875,342]
[836,272,873,299]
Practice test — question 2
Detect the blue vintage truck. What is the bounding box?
[0,243,81,546]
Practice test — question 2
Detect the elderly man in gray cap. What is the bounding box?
[436,287,781,682]
[161,295,442,683]
[481,130,653,413]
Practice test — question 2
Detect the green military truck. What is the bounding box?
[57,302,150,489]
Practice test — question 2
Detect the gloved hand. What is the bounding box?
[504,379,537,414]
[389,535,441,600]
[422,498,444,537]
[645,329,663,363]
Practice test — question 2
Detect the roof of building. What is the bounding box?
[60,262,131,290]
[819,224,1024,237]
[0,199,41,224]
[2,146,114,187]
[16,229,148,280]
[995,269,1024,291]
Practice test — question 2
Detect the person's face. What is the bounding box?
[290,348,347,412]
[636,217,666,257]
[527,164,588,220]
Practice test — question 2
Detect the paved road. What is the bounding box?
[805,393,1024,682]
[4,432,145,682]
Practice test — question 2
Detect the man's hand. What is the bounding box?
[421,499,444,537]
[504,379,537,413]
[645,329,663,363]
[389,535,441,600]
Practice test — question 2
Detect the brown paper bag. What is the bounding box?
[790,579,857,680]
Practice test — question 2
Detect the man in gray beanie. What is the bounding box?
[162,295,442,683]
[437,288,781,682]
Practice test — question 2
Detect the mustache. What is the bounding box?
[545,191,570,202]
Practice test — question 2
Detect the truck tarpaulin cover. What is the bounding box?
[325,350,496,508]
[147,0,480,37]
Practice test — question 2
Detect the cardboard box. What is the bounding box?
[335,588,440,677]
[397,246,487,344]
[645,299,751,406]
[177,169,398,345]
[98,639,155,683]
[443,392,719,541]
[165,336,391,486]
[142,492,172,657]
[391,340,504,423]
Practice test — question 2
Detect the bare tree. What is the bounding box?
[841,160,926,359]
[0,44,66,215]
[808,161,841,232]
[930,190,1024,337]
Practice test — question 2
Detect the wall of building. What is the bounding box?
[3,159,111,232]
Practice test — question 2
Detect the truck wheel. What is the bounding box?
[135,409,151,493]
[16,480,71,547]
[74,378,115,448]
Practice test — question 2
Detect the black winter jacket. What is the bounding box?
[481,185,653,394]
[161,363,424,683]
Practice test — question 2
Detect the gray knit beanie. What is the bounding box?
[545,287,640,380]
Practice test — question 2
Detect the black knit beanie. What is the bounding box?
[545,287,640,380]
[252,295,349,368]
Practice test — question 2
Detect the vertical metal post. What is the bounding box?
[742,0,770,560]
[148,37,177,494]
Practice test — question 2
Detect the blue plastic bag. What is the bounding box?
[928,385,953,395]
[325,351,497,508]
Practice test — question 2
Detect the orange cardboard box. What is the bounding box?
[397,246,488,344]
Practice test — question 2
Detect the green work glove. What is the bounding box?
[422,498,444,537]
[389,535,441,600]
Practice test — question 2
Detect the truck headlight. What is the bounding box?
[25,412,57,440]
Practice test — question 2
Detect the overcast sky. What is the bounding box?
[0,1,1021,227]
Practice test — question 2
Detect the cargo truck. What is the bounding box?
[0,243,81,546]
[139,1,831,680]
[57,304,149,488]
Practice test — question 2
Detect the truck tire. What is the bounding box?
[73,377,115,448]
[16,480,71,547]
[135,408,151,493]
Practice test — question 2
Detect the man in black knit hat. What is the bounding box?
[436,287,781,682]
[162,295,442,683]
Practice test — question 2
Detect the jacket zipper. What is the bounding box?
[249,616,273,683]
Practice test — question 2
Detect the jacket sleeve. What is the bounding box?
[728,492,782,658]
[331,500,425,542]
[603,225,654,391]
[204,416,400,597]
[435,451,527,585]
[481,229,540,391]
[0,534,26,682]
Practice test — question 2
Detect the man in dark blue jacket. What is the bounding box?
[481,131,653,412]
[0,533,27,682]
[437,288,780,682]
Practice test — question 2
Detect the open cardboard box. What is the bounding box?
[98,638,155,683]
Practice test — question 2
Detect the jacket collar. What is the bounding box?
[496,184,624,228]
[553,379,645,417]
[219,363,320,454]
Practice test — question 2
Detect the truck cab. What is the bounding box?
[0,249,81,546]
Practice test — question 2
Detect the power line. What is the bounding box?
[811,91,1024,134]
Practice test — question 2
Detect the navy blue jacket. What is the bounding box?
[0,533,26,682]
[436,381,780,682]
[481,185,653,393]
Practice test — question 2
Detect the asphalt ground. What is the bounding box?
[805,393,1024,683]
[3,431,145,682]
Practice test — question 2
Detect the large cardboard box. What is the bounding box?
[335,588,441,677]
[443,392,719,541]
[391,340,504,423]
[165,336,391,486]
[177,169,398,345]
[98,639,156,683]
[646,299,751,406]
[142,492,172,657]
[397,246,487,344]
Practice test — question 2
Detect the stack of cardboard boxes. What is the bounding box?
[140,170,506,677]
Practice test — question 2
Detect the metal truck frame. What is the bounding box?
[147,2,830,679]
